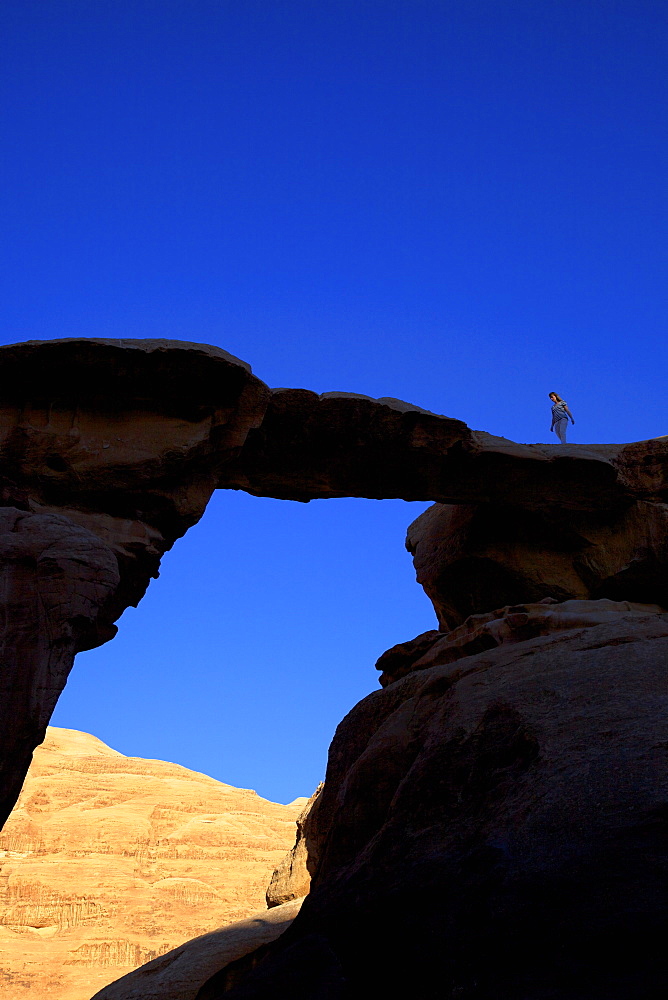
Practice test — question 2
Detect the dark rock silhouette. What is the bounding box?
[223,386,668,511]
[0,511,119,831]
[198,603,668,999]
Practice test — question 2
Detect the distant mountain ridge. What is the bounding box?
[0,727,303,1000]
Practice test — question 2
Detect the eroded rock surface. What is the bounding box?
[221,389,471,502]
[0,727,302,1000]
[199,605,668,999]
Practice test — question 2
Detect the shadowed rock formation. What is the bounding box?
[223,387,667,511]
[195,603,668,999]
[0,511,120,830]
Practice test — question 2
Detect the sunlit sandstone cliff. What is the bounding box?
[0,727,303,1000]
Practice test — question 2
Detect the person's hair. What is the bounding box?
[549,391,564,401]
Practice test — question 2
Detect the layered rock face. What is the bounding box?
[0,727,302,1000]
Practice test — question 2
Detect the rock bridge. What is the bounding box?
[0,336,666,827]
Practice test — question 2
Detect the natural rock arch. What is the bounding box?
[0,336,666,827]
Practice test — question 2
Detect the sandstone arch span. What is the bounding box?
[0,337,666,828]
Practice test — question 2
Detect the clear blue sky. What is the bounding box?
[2,1,666,802]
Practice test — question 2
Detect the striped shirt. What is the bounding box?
[551,400,570,423]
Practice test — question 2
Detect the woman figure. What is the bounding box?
[549,392,575,443]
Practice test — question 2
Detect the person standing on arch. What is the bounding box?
[549,391,575,443]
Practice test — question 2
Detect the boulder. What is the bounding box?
[200,607,668,999]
